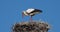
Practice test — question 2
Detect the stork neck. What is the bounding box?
[24,11,28,16]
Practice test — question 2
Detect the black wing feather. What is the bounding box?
[30,9,42,13]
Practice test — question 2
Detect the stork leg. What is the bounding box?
[30,16,33,22]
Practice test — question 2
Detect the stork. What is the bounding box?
[22,8,42,21]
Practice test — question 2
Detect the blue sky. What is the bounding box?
[0,0,60,32]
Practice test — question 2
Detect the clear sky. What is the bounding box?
[0,0,60,32]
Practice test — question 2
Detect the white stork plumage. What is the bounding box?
[22,8,42,21]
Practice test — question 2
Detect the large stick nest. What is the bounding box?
[12,21,50,32]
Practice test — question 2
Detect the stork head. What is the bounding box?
[22,11,28,18]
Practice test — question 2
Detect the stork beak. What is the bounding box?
[22,12,25,18]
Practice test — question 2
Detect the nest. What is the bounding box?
[12,21,50,32]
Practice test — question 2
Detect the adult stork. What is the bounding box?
[22,8,42,21]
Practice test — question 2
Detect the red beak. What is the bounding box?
[22,12,24,18]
